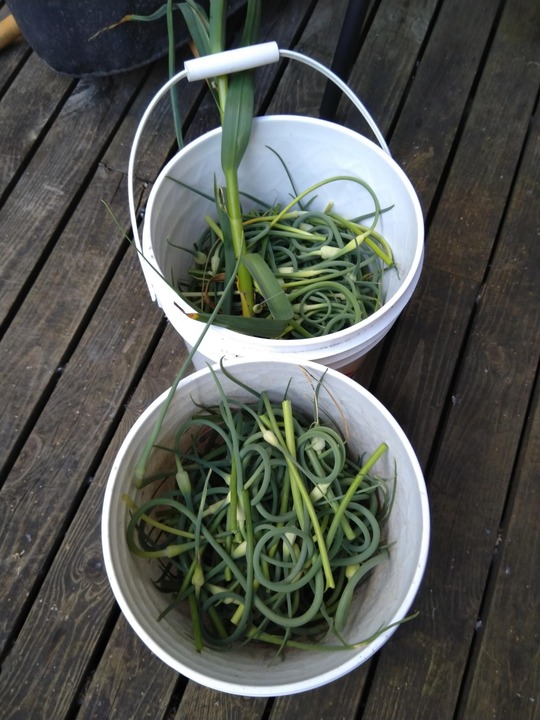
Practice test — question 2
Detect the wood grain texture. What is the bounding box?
[269,664,369,719]
[175,684,267,720]
[73,326,191,720]
[343,0,439,136]
[387,0,503,210]
[0,491,117,719]
[0,53,73,196]
[0,244,162,660]
[76,615,180,720]
[266,0,352,116]
[356,57,540,720]
[373,266,478,466]
[460,386,540,719]
[0,57,200,478]
[0,69,146,327]
[0,260,191,718]
[426,0,540,282]
[0,165,129,476]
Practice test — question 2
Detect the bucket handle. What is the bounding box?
[128,42,390,301]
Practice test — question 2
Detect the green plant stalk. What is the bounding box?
[217,0,260,316]
[279,400,305,531]
[166,0,183,148]
[122,493,195,539]
[327,442,389,548]
[269,175,381,233]
[207,365,251,579]
[133,251,245,484]
[247,612,418,651]
[224,168,254,315]
[333,551,389,633]
[188,593,204,652]
[125,497,198,558]
[282,399,335,590]
[229,489,255,628]
[208,0,228,119]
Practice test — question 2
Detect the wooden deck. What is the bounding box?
[0,0,538,717]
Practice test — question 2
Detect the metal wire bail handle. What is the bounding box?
[128,41,391,301]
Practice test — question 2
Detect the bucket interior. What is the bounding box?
[145,115,422,301]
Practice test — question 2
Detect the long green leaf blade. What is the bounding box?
[240,0,261,46]
[179,0,212,56]
[209,0,226,54]
[242,253,294,321]
[189,312,289,338]
[220,0,261,171]
[166,0,183,148]
[213,178,235,315]
[221,71,254,174]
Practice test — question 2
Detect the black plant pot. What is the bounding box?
[7,0,244,77]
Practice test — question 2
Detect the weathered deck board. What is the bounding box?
[0,5,30,92]
[70,325,193,720]
[369,268,478,463]
[0,54,74,197]
[175,684,267,720]
[461,382,540,720]
[76,614,181,720]
[0,60,194,480]
[373,0,540,459]
[268,664,368,719]
[0,247,165,714]
[386,0,503,209]
[0,70,145,327]
[426,0,540,282]
[342,0,439,136]
[454,106,540,720]
[360,58,540,720]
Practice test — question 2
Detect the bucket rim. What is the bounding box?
[142,115,425,350]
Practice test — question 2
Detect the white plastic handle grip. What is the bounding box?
[185,41,280,81]
[128,44,390,301]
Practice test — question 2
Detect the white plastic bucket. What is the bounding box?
[102,359,430,696]
[129,45,424,373]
